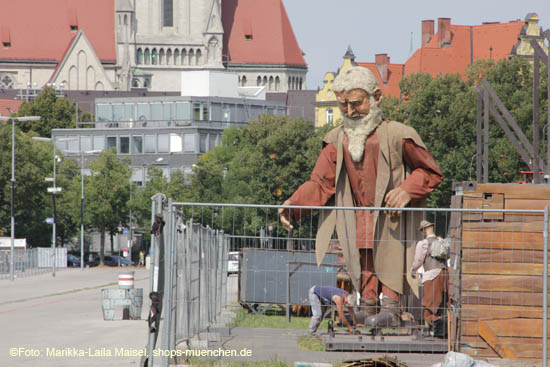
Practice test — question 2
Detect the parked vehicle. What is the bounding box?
[227,251,240,274]
[87,255,135,267]
[67,254,81,267]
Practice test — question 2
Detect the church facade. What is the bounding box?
[0,0,307,93]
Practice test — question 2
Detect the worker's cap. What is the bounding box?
[418,220,434,231]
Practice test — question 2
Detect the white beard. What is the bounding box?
[343,102,383,162]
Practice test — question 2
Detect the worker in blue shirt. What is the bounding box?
[308,285,359,333]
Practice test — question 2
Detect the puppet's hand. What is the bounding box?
[384,187,411,216]
[278,199,294,231]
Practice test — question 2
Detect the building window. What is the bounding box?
[144,135,156,153]
[242,76,247,86]
[200,134,207,153]
[158,134,169,153]
[152,49,158,65]
[144,49,150,65]
[326,109,334,125]
[119,136,130,154]
[183,134,195,152]
[81,136,92,152]
[93,135,104,151]
[196,49,202,65]
[132,136,143,154]
[170,133,182,152]
[275,76,280,91]
[166,49,172,65]
[106,136,117,151]
[163,0,173,27]
[159,49,165,65]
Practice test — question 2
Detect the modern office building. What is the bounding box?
[51,94,286,185]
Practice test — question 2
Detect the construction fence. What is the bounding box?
[0,247,67,280]
[144,183,550,367]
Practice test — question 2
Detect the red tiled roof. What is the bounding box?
[0,98,23,117]
[405,20,524,77]
[0,0,116,63]
[222,0,307,67]
[356,62,404,99]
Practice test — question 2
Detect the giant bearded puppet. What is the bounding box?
[279,66,443,327]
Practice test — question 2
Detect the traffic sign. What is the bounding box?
[47,187,62,193]
[45,217,54,224]
[122,228,129,235]
[45,177,54,182]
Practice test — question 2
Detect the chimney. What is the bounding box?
[437,18,451,47]
[375,53,389,84]
[421,20,434,46]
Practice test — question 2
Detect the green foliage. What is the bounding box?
[16,87,84,136]
[185,115,329,237]
[85,150,131,259]
[383,56,548,210]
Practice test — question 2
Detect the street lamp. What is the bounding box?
[32,136,61,276]
[63,148,102,270]
[0,115,41,281]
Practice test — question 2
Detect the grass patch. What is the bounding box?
[229,307,329,330]
[297,334,325,351]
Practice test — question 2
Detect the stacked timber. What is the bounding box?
[449,182,549,361]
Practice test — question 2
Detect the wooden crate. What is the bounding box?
[450,182,549,361]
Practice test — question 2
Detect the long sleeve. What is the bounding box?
[400,138,443,200]
[288,143,337,220]
[411,238,429,273]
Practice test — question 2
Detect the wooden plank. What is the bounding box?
[460,345,500,359]
[461,291,550,307]
[461,336,546,359]
[465,183,550,199]
[463,222,544,232]
[479,320,517,358]
[462,248,549,263]
[506,199,550,211]
[462,262,547,276]
[483,318,550,338]
[461,304,542,320]
[462,275,543,292]
[463,231,543,250]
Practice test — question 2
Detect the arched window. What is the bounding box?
[174,49,180,65]
[181,49,187,65]
[288,76,291,90]
[144,48,151,65]
[275,76,280,91]
[132,79,140,88]
[166,49,172,65]
[299,78,303,90]
[262,76,267,86]
[326,108,334,125]
[269,76,274,91]
[196,49,202,65]
[152,49,158,65]
[242,76,247,86]
[144,78,150,88]
[257,76,262,86]
[136,48,143,65]
[124,14,128,25]
[159,49,165,65]
[188,49,194,65]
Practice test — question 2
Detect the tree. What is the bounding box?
[0,125,81,246]
[383,56,548,210]
[15,87,83,136]
[186,115,330,242]
[85,150,131,264]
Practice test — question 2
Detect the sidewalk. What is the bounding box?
[0,267,150,367]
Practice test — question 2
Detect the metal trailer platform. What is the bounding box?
[322,332,448,353]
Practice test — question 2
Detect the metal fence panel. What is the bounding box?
[148,198,549,367]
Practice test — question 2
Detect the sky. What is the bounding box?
[281,0,550,90]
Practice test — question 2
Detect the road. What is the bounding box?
[0,267,150,367]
